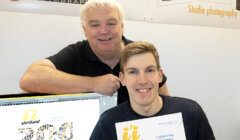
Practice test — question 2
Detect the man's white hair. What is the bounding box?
[80,0,125,26]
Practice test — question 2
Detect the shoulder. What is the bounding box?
[162,96,208,129]
[163,95,200,107]
[67,40,89,50]
[55,40,91,58]
[162,95,203,116]
[99,101,129,123]
[101,101,128,117]
[162,96,206,123]
[52,40,89,55]
[90,104,121,140]
[162,96,214,139]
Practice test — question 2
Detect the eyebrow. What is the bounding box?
[124,65,158,71]
[88,20,99,25]
[125,67,137,72]
[88,18,118,24]
[107,18,118,22]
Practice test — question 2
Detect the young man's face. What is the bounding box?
[120,53,163,108]
[83,6,123,57]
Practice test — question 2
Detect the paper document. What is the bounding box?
[115,112,186,140]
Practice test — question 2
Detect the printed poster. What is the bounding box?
[154,0,240,28]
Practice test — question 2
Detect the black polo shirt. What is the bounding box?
[48,37,166,104]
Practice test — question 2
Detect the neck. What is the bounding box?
[132,96,163,117]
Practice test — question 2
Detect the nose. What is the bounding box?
[99,25,109,35]
[137,73,148,84]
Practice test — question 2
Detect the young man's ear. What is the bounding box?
[158,68,163,83]
[119,72,126,86]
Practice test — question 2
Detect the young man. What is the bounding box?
[90,41,215,140]
[19,0,169,104]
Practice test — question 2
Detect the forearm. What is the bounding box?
[20,59,120,96]
[19,61,94,94]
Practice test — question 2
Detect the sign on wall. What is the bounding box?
[150,0,240,28]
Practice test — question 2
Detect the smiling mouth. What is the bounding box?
[98,38,112,41]
[137,88,151,93]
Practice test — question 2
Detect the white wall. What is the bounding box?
[0,11,84,94]
[0,11,240,140]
